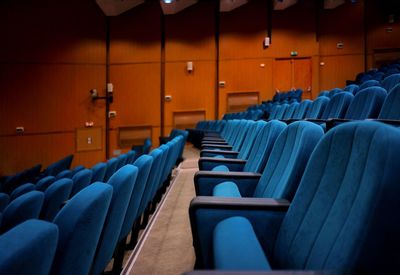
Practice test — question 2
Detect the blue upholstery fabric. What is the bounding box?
[275,104,289,119]
[51,183,113,275]
[273,121,400,273]
[328,88,342,98]
[381,73,400,92]
[126,150,136,164]
[305,96,329,119]
[137,149,163,217]
[41,178,73,222]
[44,155,73,176]
[116,154,128,170]
[213,182,241,197]
[91,165,138,275]
[345,86,387,119]
[236,120,265,160]
[1,191,44,233]
[292,100,312,119]
[104,157,118,182]
[10,183,35,201]
[0,193,9,212]
[318,91,329,97]
[119,155,153,241]
[358,79,381,91]
[320,92,353,119]
[35,176,56,192]
[343,84,359,94]
[253,121,324,200]
[70,168,93,197]
[214,216,271,270]
[91,162,107,183]
[378,83,400,119]
[55,169,73,180]
[150,145,170,200]
[212,165,230,172]
[0,220,58,275]
[282,102,299,119]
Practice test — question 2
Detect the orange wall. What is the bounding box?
[1,0,400,175]
[0,0,106,175]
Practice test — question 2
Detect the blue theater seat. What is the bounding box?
[104,157,119,182]
[10,183,36,201]
[70,168,93,197]
[381,73,400,92]
[35,176,56,192]
[1,191,44,233]
[40,178,73,222]
[51,183,112,275]
[0,193,9,212]
[190,121,400,273]
[0,220,58,275]
[91,164,138,275]
[91,162,107,183]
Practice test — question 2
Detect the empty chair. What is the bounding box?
[377,83,400,120]
[0,220,58,275]
[126,150,136,164]
[116,153,128,170]
[40,178,73,222]
[195,121,323,199]
[1,191,44,233]
[0,193,10,212]
[381,73,400,92]
[344,84,359,94]
[318,91,329,97]
[190,121,400,272]
[309,92,354,122]
[10,183,35,201]
[344,86,387,120]
[104,157,118,182]
[91,165,138,275]
[91,162,107,183]
[55,170,73,180]
[358,79,381,91]
[43,155,73,177]
[70,168,93,197]
[113,155,153,272]
[51,183,113,275]
[35,176,56,192]
[282,102,299,120]
[328,88,342,98]
[304,96,329,119]
[291,100,312,119]
[199,120,286,174]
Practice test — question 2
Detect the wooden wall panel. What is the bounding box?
[164,61,215,126]
[219,0,268,60]
[0,0,106,175]
[165,2,216,61]
[319,55,364,90]
[110,1,161,63]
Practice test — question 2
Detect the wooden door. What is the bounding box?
[273,58,312,99]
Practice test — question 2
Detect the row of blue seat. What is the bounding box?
[189,117,400,272]
[354,61,400,84]
[0,132,188,274]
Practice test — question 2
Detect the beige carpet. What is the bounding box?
[124,145,198,274]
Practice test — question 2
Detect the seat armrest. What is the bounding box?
[280,118,300,124]
[200,150,239,158]
[201,141,229,146]
[325,118,355,131]
[189,197,289,269]
[198,157,246,171]
[194,171,261,196]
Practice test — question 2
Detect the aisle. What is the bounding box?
[123,145,199,275]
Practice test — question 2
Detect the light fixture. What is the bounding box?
[163,0,174,4]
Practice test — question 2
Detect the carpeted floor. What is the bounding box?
[123,145,199,274]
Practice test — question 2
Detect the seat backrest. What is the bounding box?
[381,73,400,92]
[44,155,74,177]
[70,168,93,197]
[343,84,359,94]
[0,193,9,212]
[282,102,299,120]
[292,100,312,119]
[35,176,56,192]
[51,183,112,275]
[318,91,329,97]
[238,120,266,160]
[91,162,107,183]
[137,149,164,218]
[358,79,381,91]
[275,104,289,120]
[320,92,354,120]
[116,154,128,170]
[305,96,329,119]
[91,165,138,275]
[378,83,400,119]
[344,86,387,120]
[253,121,323,200]
[126,150,136,164]
[55,170,73,180]
[328,88,342,98]
[104,157,119,182]
[118,155,153,242]
[273,121,400,273]
[10,183,36,201]
[0,220,58,275]
[268,105,281,119]
[1,191,44,233]
[243,120,287,173]
[41,178,73,222]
